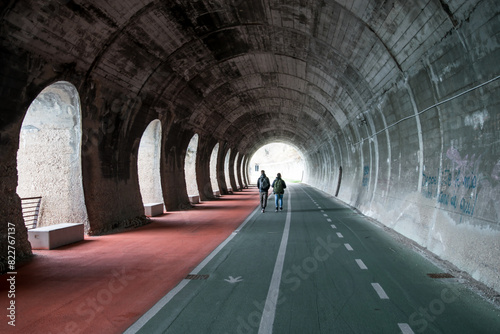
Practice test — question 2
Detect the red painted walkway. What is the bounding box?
[1,188,259,334]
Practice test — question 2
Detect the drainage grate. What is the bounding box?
[427,273,454,279]
[185,274,209,280]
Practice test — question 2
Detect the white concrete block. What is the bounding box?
[189,195,200,204]
[28,223,84,250]
[144,202,164,216]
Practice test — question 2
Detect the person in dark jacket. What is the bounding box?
[257,170,270,212]
[272,173,287,212]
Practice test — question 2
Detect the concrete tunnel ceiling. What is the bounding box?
[1,0,435,155]
[3,0,500,294]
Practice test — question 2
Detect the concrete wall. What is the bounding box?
[304,5,500,293]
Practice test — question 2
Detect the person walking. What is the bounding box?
[257,170,270,212]
[272,173,287,212]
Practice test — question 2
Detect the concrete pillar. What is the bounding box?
[0,104,33,269]
[80,88,148,235]
[160,124,193,211]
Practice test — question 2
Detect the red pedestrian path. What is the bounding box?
[1,188,259,334]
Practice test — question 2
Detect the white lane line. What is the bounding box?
[398,323,415,334]
[323,214,328,217]
[326,218,332,223]
[355,259,368,270]
[258,190,292,334]
[124,206,261,334]
[317,206,322,209]
[330,224,336,229]
[336,232,344,238]
[371,283,389,299]
[320,210,325,212]
[344,243,353,251]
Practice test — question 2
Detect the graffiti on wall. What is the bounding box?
[421,147,500,223]
[421,147,479,216]
[362,166,370,187]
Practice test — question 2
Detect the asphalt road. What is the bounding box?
[126,183,500,334]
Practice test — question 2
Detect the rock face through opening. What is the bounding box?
[0,1,499,293]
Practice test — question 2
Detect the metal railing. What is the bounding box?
[20,196,42,230]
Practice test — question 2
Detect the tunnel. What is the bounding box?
[0,0,499,331]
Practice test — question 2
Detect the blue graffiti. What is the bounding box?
[459,195,477,216]
[437,191,449,205]
[362,166,369,187]
[422,173,438,187]
[450,195,457,209]
[462,175,477,190]
[423,168,477,216]
[440,169,452,187]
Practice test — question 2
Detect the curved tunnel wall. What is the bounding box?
[303,25,500,292]
[0,0,498,295]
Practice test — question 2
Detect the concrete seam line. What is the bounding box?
[123,205,261,334]
[258,189,292,334]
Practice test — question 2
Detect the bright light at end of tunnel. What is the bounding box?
[249,143,304,184]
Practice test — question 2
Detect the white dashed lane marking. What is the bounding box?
[355,259,368,270]
[371,283,389,299]
[305,188,416,334]
[398,323,415,334]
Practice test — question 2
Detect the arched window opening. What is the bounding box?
[249,143,304,184]
[241,155,248,187]
[137,120,164,212]
[210,143,220,196]
[184,134,199,198]
[16,81,89,230]
[224,148,232,192]
[234,152,241,190]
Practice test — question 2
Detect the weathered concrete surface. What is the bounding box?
[196,134,218,201]
[0,0,499,294]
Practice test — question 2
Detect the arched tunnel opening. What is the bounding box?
[184,133,200,200]
[1,0,500,331]
[137,119,164,212]
[16,81,89,231]
[249,142,305,185]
